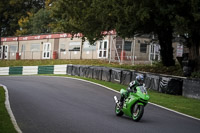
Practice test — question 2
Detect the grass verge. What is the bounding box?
[46,74,200,119]
[0,86,18,133]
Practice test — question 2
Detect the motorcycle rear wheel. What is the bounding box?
[115,103,124,116]
[132,103,144,122]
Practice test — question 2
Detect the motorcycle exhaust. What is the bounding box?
[114,96,118,103]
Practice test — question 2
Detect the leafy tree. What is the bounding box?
[173,0,200,71]
[0,0,9,44]
[16,9,54,35]
[16,12,33,35]
[51,0,115,59]
[52,0,176,66]
[52,0,105,43]
[16,0,56,36]
[0,0,46,37]
[110,0,176,66]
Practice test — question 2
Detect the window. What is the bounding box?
[60,44,66,52]
[104,41,107,50]
[69,42,81,51]
[140,43,147,53]
[83,42,96,51]
[10,45,17,52]
[98,40,108,58]
[31,44,40,51]
[42,43,51,59]
[124,41,132,51]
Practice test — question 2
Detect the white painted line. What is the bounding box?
[0,84,23,133]
[41,76,200,121]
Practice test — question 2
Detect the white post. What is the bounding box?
[109,35,112,63]
[121,39,125,64]
[132,36,136,65]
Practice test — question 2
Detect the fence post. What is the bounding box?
[92,50,93,59]
[132,36,136,65]
[32,51,33,60]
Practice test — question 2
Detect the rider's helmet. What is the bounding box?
[136,75,144,85]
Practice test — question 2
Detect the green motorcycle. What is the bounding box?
[114,84,150,122]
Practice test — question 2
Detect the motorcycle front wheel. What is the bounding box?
[132,103,144,122]
[115,103,124,116]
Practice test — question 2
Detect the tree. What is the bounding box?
[110,0,176,66]
[51,0,115,59]
[173,0,200,71]
[52,0,106,43]
[15,0,56,36]
[0,0,10,45]
[16,9,54,35]
[0,0,46,37]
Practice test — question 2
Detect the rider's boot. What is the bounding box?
[119,97,124,108]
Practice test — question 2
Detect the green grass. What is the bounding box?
[0,59,183,76]
[0,86,18,133]
[149,90,200,118]
[48,74,200,119]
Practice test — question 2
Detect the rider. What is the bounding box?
[119,74,144,106]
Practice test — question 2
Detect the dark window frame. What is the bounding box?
[140,43,147,53]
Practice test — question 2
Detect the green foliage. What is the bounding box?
[29,9,54,34]
[0,0,46,37]
[51,0,114,44]
[191,71,200,78]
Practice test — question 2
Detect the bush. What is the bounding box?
[191,71,200,78]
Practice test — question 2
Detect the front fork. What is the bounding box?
[114,96,118,103]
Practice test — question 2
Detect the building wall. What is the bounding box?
[2,41,18,60]
[19,39,55,59]
[134,37,151,61]
[1,33,160,64]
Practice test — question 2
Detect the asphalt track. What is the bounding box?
[0,76,200,133]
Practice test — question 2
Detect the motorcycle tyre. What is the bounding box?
[115,103,124,116]
[132,103,144,122]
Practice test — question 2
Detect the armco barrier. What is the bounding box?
[67,64,73,75]
[72,65,80,76]
[121,70,132,85]
[159,76,183,95]
[38,66,54,74]
[101,67,111,82]
[93,66,103,80]
[23,66,38,75]
[0,67,9,75]
[145,73,160,91]
[54,65,67,75]
[111,68,122,84]
[79,65,90,77]
[183,78,200,99]
[87,66,94,78]
[9,66,23,75]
